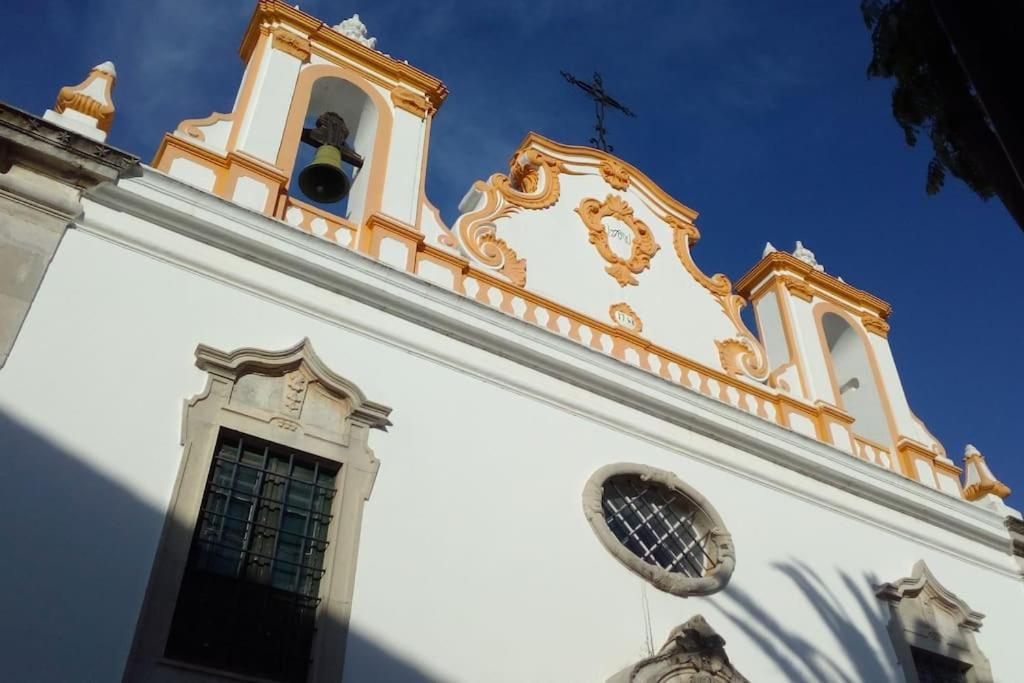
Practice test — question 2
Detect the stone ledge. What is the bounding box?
[0,101,138,186]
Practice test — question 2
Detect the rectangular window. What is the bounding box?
[911,647,970,683]
[165,430,338,682]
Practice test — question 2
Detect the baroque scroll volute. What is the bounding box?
[666,216,770,383]
[443,148,565,287]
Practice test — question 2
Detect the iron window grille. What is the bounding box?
[911,648,970,683]
[601,474,718,577]
[165,429,338,683]
[584,464,736,597]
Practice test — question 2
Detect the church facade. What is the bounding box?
[1,3,1021,681]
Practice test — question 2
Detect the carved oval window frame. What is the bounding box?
[582,463,736,597]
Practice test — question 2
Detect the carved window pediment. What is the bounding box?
[607,615,748,682]
[195,337,391,442]
[876,561,994,683]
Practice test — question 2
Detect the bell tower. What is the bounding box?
[153,1,447,253]
[736,243,963,495]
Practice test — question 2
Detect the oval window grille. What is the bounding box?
[583,464,735,597]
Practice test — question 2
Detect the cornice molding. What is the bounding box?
[521,132,699,223]
[735,251,892,318]
[81,169,1019,577]
[0,101,138,183]
[239,0,448,111]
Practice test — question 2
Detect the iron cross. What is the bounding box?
[561,71,636,152]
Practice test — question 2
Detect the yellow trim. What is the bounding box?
[910,412,946,457]
[780,275,814,302]
[239,0,448,111]
[176,112,235,142]
[962,450,1010,500]
[667,218,731,297]
[391,86,433,118]
[599,160,630,190]
[271,28,311,61]
[860,313,890,338]
[609,302,643,334]
[364,212,425,272]
[519,132,698,222]
[736,251,891,318]
[446,148,564,286]
[54,66,116,132]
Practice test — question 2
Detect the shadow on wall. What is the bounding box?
[0,408,440,683]
[715,560,898,683]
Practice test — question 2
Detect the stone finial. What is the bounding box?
[334,14,377,49]
[42,61,117,143]
[763,241,777,257]
[962,444,1011,501]
[792,241,824,271]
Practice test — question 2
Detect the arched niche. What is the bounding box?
[818,308,893,445]
[277,64,393,227]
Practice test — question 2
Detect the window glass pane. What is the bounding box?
[297,458,317,479]
[287,481,313,509]
[240,445,264,467]
[211,461,235,488]
[317,469,336,489]
[234,462,260,495]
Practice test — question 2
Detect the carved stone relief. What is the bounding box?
[607,615,748,682]
[876,561,994,683]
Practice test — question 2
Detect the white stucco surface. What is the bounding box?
[754,289,789,373]
[167,156,217,192]
[237,47,302,164]
[1,189,1021,682]
[381,107,426,225]
[232,175,269,212]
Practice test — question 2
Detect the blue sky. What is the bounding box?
[3,1,1021,504]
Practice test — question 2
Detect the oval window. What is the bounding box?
[583,464,735,596]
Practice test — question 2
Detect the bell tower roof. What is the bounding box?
[238,1,447,111]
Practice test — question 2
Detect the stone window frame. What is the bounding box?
[124,339,391,683]
[876,561,995,683]
[582,463,736,597]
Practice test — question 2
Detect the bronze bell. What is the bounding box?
[299,145,350,203]
[297,111,364,204]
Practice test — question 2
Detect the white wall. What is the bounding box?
[1,223,1021,683]
[754,289,789,372]
[236,47,303,164]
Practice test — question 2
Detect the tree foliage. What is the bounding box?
[861,0,999,200]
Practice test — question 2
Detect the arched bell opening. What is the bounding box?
[277,66,392,229]
[820,311,891,445]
